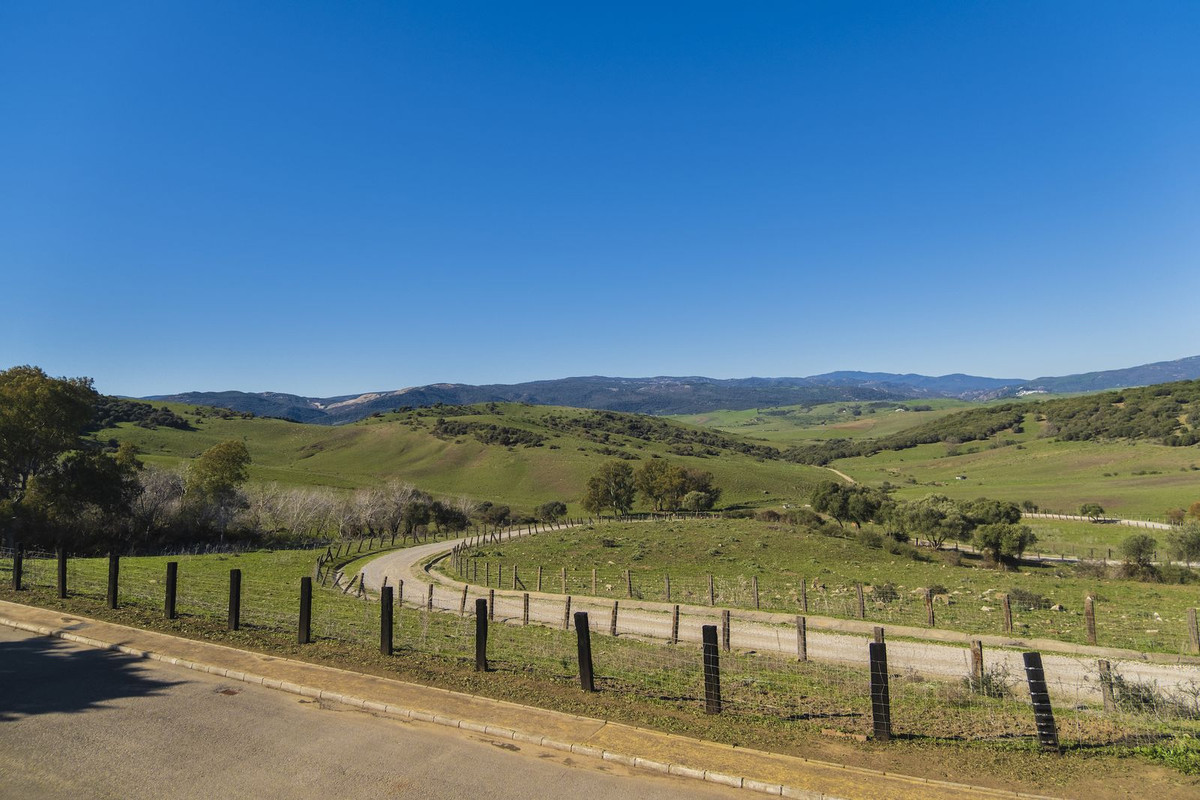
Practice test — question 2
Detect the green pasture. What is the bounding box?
[671,399,974,445]
[96,402,831,513]
[448,518,1200,654]
[831,417,1200,519]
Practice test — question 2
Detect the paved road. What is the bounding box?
[0,625,744,800]
[360,527,1200,703]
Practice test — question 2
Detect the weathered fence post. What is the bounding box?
[970,640,984,689]
[1002,594,1013,633]
[874,626,885,644]
[702,624,722,714]
[298,576,312,644]
[522,592,530,625]
[427,583,434,611]
[475,598,488,672]
[869,641,892,741]
[489,589,495,621]
[925,588,935,627]
[381,585,394,656]
[107,552,120,609]
[856,583,865,619]
[752,576,759,610]
[609,600,619,636]
[228,569,242,631]
[1189,609,1200,655]
[625,569,633,598]
[591,568,597,595]
[498,564,504,589]
[537,566,543,592]
[574,611,595,692]
[796,616,807,662]
[1098,658,1116,712]
[11,543,23,591]
[664,573,671,602]
[397,579,404,608]
[460,585,468,615]
[561,566,567,593]
[57,547,67,599]
[721,609,731,652]
[671,604,680,644]
[800,578,808,613]
[165,561,178,619]
[1084,595,1097,645]
[1022,652,1060,752]
[513,566,519,591]
[563,595,572,630]
[486,562,490,586]
[708,574,715,605]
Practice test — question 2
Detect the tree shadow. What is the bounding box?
[0,633,184,721]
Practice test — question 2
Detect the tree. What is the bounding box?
[0,366,97,538]
[1167,521,1200,567]
[681,490,714,512]
[186,440,251,503]
[891,495,972,548]
[582,460,636,518]
[634,459,683,512]
[972,523,1037,569]
[1189,502,1200,520]
[25,448,142,548]
[810,481,851,527]
[1079,503,1105,520]
[1167,508,1187,526]
[535,501,567,522]
[963,498,1021,527]
[1119,533,1158,579]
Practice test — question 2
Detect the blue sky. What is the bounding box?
[2,2,1198,397]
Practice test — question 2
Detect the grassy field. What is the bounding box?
[448,518,1200,654]
[671,399,976,445]
[828,415,1200,520]
[4,543,1200,795]
[96,402,831,514]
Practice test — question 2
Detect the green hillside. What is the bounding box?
[94,402,831,513]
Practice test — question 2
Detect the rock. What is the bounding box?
[1050,604,1066,612]
[934,594,953,605]
[980,606,993,612]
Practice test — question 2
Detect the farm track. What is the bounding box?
[360,525,1200,702]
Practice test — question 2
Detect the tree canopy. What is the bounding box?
[582,460,636,517]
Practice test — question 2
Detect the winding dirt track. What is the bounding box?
[360,525,1200,703]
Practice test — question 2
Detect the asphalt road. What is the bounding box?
[0,626,743,800]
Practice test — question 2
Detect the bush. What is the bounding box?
[1073,559,1111,579]
[872,582,899,602]
[1008,587,1049,610]
[857,529,884,549]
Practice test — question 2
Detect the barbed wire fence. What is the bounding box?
[4,544,1200,754]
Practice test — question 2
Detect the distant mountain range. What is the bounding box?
[145,354,1200,424]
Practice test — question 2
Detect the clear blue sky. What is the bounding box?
[2,1,1198,397]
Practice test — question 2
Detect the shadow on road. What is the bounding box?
[0,634,184,721]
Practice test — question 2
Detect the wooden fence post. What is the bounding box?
[165,561,178,619]
[796,616,807,662]
[561,567,567,594]
[855,583,866,619]
[664,574,671,602]
[925,588,935,627]
[800,578,808,613]
[625,569,633,598]
[874,626,885,644]
[708,574,715,606]
[1023,652,1060,752]
[1084,595,1097,645]
[970,640,984,690]
[537,566,543,592]
[107,552,119,609]
[228,569,241,631]
[702,625,722,714]
[721,609,731,651]
[574,612,595,692]
[1097,659,1116,712]
[1002,594,1013,633]
[298,577,312,644]
[1189,609,1200,655]
[381,585,394,656]
[591,568,597,595]
[460,584,468,615]
[427,583,434,611]
[869,642,891,741]
[489,589,495,620]
[523,592,530,625]
[610,600,618,636]
[752,576,759,610]
[475,598,488,672]
[563,596,572,630]
[670,605,680,644]
[57,548,67,599]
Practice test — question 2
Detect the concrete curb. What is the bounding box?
[1,611,1062,800]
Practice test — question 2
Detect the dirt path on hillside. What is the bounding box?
[359,526,1200,704]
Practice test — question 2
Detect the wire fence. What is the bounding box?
[445,554,1200,656]
[3,545,1199,754]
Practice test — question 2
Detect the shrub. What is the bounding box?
[1008,588,1049,610]
[857,529,884,549]
[1074,559,1110,579]
[872,582,899,602]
